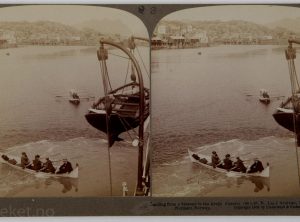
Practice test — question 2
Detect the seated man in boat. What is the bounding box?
[21,152,30,169]
[31,155,42,171]
[40,157,56,173]
[56,158,73,174]
[247,158,264,173]
[211,151,221,168]
[222,154,233,171]
[231,157,247,173]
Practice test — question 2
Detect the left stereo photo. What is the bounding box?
[0,5,150,197]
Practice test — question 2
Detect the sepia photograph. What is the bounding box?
[0,5,150,197]
[151,5,300,197]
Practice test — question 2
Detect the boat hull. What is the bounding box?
[188,149,270,178]
[69,99,80,105]
[85,111,149,147]
[259,97,270,104]
[272,111,296,132]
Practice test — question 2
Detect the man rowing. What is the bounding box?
[21,152,30,169]
[41,157,56,173]
[222,154,233,171]
[211,151,221,168]
[231,157,247,173]
[31,155,42,171]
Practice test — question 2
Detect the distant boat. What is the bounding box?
[69,90,80,105]
[259,89,270,104]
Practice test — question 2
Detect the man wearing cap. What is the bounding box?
[211,151,221,168]
[31,155,42,171]
[248,158,264,173]
[56,158,73,174]
[223,154,233,171]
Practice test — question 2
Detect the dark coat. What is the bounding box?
[57,161,73,174]
[211,154,220,168]
[248,160,264,173]
[232,159,247,173]
[223,157,233,170]
[21,155,30,168]
[32,158,42,171]
[42,160,56,173]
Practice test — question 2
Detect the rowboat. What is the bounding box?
[69,90,80,105]
[0,153,79,179]
[259,89,270,104]
[69,98,80,105]
[188,149,270,178]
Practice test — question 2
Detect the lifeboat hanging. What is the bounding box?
[273,39,300,145]
[85,37,150,147]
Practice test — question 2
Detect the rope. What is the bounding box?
[287,58,300,186]
[122,60,131,94]
[136,46,150,79]
[108,52,130,60]
[117,114,136,141]
[99,53,113,196]
[107,145,113,196]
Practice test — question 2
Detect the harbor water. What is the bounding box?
[151,45,300,197]
[0,45,149,197]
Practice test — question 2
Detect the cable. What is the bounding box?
[108,52,130,60]
[136,46,150,79]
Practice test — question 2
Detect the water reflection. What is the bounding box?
[45,177,79,193]
[248,177,270,192]
[236,176,270,193]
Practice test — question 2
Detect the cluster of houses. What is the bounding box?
[152,23,282,49]
[0,30,17,48]
[152,24,209,49]
[0,29,125,48]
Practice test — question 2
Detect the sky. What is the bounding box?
[163,5,300,24]
[0,5,148,36]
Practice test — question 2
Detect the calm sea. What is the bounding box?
[0,45,149,197]
[151,45,300,197]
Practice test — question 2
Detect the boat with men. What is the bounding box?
[188,149,270,178]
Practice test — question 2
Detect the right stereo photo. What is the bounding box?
[151,5,300,197]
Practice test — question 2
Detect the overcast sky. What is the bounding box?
[0,5,148,36]
[164,5,300,24]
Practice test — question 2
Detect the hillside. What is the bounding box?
[0,21,82,38]
[159,19,296,41]
[76,19,132,36]
[267,17,300,32]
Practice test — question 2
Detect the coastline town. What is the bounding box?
[0,21,128,49]
[151,20,299,49]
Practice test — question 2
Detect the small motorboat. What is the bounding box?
[259,89,270,104]
[188,149,270,178]
[0,153,79,179]
[69,90,80,105]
